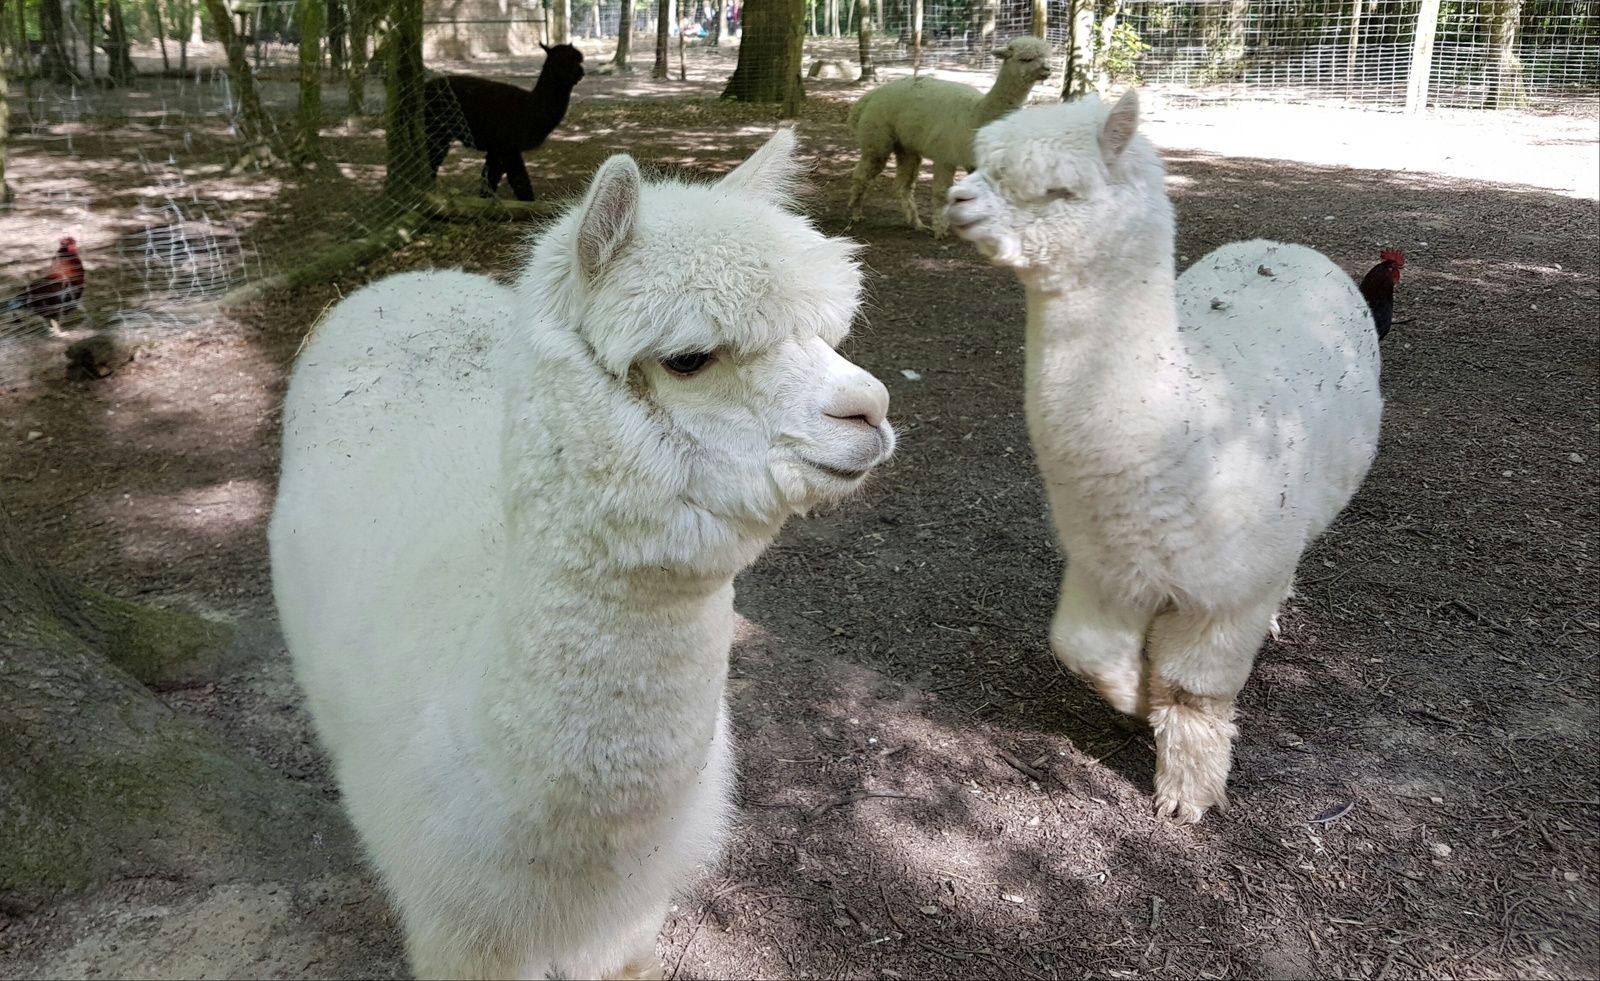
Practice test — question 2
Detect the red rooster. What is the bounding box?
[1357,248,1405,341]
[2,237,87,334]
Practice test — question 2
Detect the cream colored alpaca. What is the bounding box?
[270,131,895,979]
[946,93,1383,822]
[846,35,1052,239]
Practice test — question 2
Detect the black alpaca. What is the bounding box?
[424,44,585,202]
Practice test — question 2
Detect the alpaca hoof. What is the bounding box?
[1151,790,1209,824]
[1152,770,1227,824]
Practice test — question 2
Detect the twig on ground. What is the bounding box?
[997,748,1046,782]
[803,789,919,821]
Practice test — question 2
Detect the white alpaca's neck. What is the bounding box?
[473,371,768,806]
[1020,235,1190,477]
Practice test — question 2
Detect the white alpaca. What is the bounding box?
[269,131,896,979]
[846,35,1052,239]
[945,93,1383,823]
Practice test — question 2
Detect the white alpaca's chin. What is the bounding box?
[789,422,896,500]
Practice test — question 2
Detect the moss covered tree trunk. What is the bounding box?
[613,0,633,70]
[39,0,80,82]
[0,501,345,905]
[1202,0,1249,79]
[294,0,328,164]
[106,0,137,83]
[200,0,279,168]
[652,0,670,78]
[722,0,805,112]
[346,0,371,119]
[385,0,431,203]
[1,28,12,207]
[1487,0,1528,109]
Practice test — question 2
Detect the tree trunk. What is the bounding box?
[1487,0,1528,108]
[1345,0,1362,84]
[1,32,11,206]
[106,0,136,83]
[968,0,996,55]
[912,0,922,67]
[200,0,277,167]
[653,0,669,77]
[14,0,36,87]
[385,0,431,202]
[857,14,875,81]
[1062,0,1095,98]
[327,0,346,70]
[40,0,79,82]
[345,0,370,118]
[551,0,570,43]
[1404,0,1439,114]
[295,0,327,163]
[1030,0,1045,39]
[155,0,171,72]
[722,0,805,112]
[1202,0,1249,79]
[0,500,346,904]
[613,0,634,69]
[87,0,98,78]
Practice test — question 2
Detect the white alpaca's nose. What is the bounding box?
[947,180,979,205]
[825,369,890,429]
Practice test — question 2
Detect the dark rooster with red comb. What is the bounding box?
[2,236,87,335]
[1357,248,1405,341]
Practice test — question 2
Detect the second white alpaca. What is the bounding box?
[270,131,896,979]
[945,93,1383,822]
[846,35,1052,239]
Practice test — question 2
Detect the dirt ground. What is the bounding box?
[1,74,1597,980]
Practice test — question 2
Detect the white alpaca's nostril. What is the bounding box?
[948,183,977,204]
[825,373,890,430]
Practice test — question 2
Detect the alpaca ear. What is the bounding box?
[1099,89,1140,163]
[718,128,804,205]
[992,47,1010,59]
[576,155,641,283]
[540,42,550,53]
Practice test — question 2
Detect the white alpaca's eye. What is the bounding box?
[1046,187,1076,201]
[660,351,716,376]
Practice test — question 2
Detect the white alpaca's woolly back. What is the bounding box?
[946,93,1382,822]
[271,131,894,979]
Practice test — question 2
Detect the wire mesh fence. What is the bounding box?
[1,0,1593,364]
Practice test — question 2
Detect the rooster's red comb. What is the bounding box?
[1380,248,1405,268]
[59,236,77,250]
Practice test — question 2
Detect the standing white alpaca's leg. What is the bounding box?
[1144,589,1281,823]
[1048,560,1157,717]
[892,149,926,230]
[928,162,959,240]
[403,909,523,981]
[612,923,666,981]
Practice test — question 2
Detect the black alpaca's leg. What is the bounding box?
[426,130,451,178]
[505,154,535,202]
[480,151,507,198]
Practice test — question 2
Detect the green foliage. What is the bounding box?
[1102,21,1148,83]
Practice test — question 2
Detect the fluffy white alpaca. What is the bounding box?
[846,35,1052,239]
[945,92,1383,823]
[269,131,896,979]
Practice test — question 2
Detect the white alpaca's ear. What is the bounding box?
[718,128,804,205]
[576,154,641,283]
[1099,89,1140,163]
